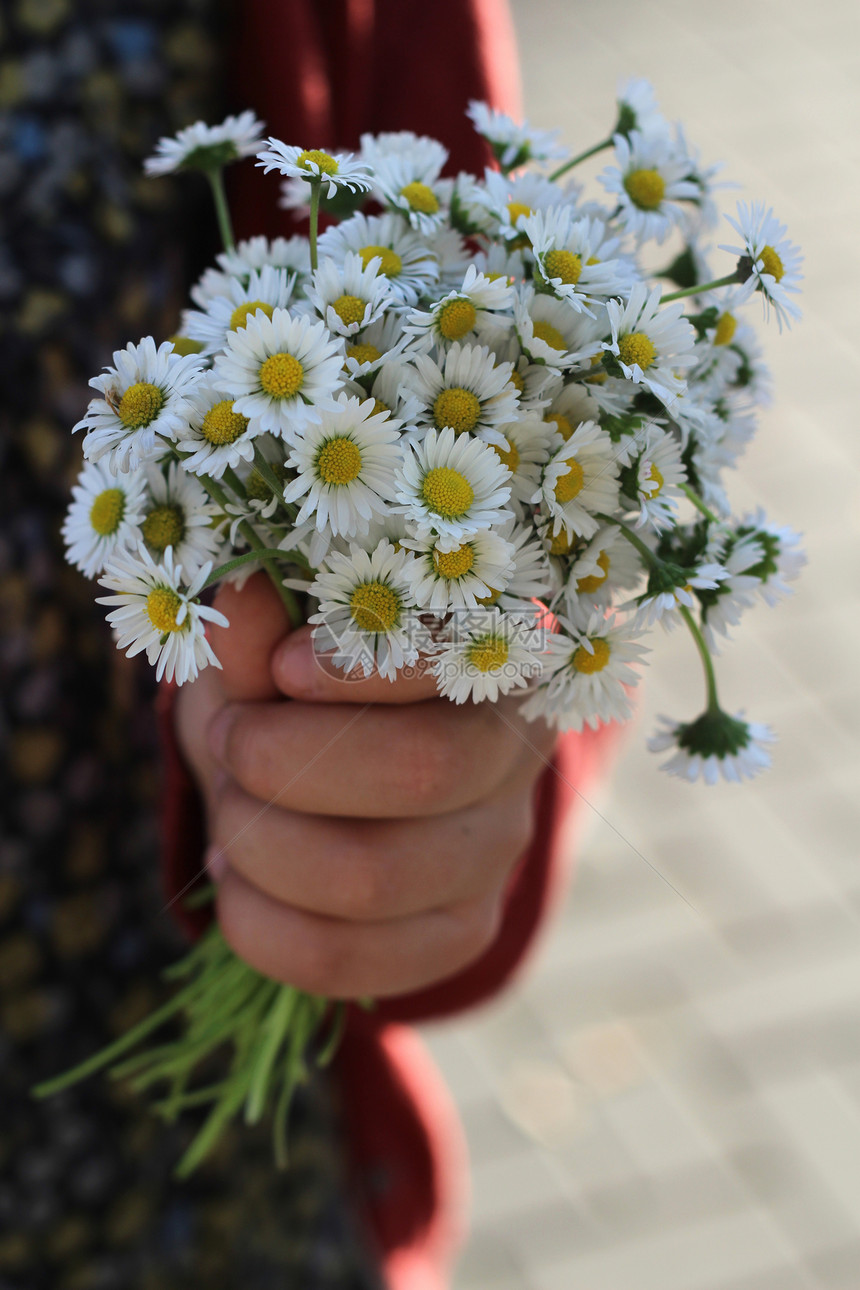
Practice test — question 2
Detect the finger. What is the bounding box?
[271,625,440,705]
[209,571,292,703]
[216,866,503,998]
[208,694,523,817]
[208,774,534,921]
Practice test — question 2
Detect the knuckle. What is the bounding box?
[387,717,463,811]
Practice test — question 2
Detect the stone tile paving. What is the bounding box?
[420,2,860,1286]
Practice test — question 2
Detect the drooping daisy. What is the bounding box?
[431,607,546,705]
[632,557,727,629]
[74,337,204,472]
[144,111,265,176]
[394,426,512,551]
[305,253,392,338]
[184,266,297,355]
[408,342,519,445]
[600,130,699,244]
[514,287,604,370]
[695,527,765,652]
[404,529,515,612]
[214,308,345,436]
[535,420,620,541]
[317,212,439,305]
[307,540,419,680]
[282,395,403,538]
[466,101,567,170]
[732,509,806,607]
[521,610,647,731]
[648,710,775,784]
[622,428,688,531]
[525,208,634,313]
[720,202,803,332]
[405,266,516,350]
[62,458,147,578]
[140,460,223,578]
[175,371,263,479]
[603,283,696,406]
[255,141,373,199]
[97,544,228,685]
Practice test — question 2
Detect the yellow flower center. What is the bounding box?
[532,320,568,352]
[89,488,125,536]
[576,550,610,593]
[297,148,339,176]
[359,245,402,276]
[554,459,585,504]
[317,436,362,485]
[201,400,249,445]
[493,439,520,474]
[437,298,477,341]
[433,543,476,579]
[508,368,525,394]
[142,504,185,555]
[624,168,666,210]
[573,637,610,673]
[372,398,390,417]
[433,386,482,434]
[259,352,304,399]
[549,529,575,557]
[332,293,367,327]
[586,354,607,385]
[468,636,509,673]
[400,181,439,214]
[545,411,574,441]
[117,382,164,429]
[349,581,400,633]
[346,342,382,366]
[543,249,583,285]
[229,300,274,331]
[145,586,186,635]
[618,331,657,371]
[713,312,737,346]
[421,467,474,519]
[643,463,664,495]
[759,245,784,282]
[586,256,601,266]
[475,587,501,606]
[507,201,532,225]
[168,335,204,356]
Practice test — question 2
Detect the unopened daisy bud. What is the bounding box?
[648,710,775,784]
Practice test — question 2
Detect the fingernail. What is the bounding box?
[273,632,317,694]
[208,707,235,764]
[205,845,228,883]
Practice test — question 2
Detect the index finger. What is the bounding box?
[271,625,441,705]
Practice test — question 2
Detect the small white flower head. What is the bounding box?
[696,527,766,651]
[563,524,643,613]
[255,140,373,199]
[308,540,419,680]
[74,337,204,472]
[405,265,516,350]
[720,202,803,331]
[633,557,727,629]
[600,130,699,244]
[405,529,515,613]
[536,420,620,541]
[475,168,569,242]
[648,710,775,784]
[184,266,297,356]
[489,520,555,612]
[733,509,806,607]
[622,427,688,532]
[394,426,512,552]
[525,208,634,314]
[603,283,696,406]
[214,308,344,436]
[350,361,424,428]
[484,333,561,412]
[318,212,440,305]
[466,101,567,169]
[514,287,604,370]
[614,79,667,140]
[408,341,519,446]
[341,310,413,380]
[216,234,311,282]
[431,607,546,705]
[282,394,403,538]
[97,544,228,685]
[62,458,147,578]
[306,253,393,338]
[371,153,453,235]
[521,609,648,732]
[490,414,556,506]
[144,111,265,176]
[360,130,449,177]
[175,370,262,479]
[139,460,223,578]
[541,378,603,446]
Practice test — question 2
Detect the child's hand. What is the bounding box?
[175,574,556,999]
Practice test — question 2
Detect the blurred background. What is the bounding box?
[420,2,860,1287]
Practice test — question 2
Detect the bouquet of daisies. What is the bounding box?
[38,87,804,1172]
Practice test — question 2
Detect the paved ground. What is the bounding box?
[421,3,860,1287]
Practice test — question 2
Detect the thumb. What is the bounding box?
[208,571,293,702]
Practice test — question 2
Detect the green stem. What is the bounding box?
[206,167,235,254]
[549,136,614,182]
[679,605,721,715]
[221,464,248,500]
[201,548,292,591]
[595,514,658,568]
[308,179,321,271]
[252,443,289,505]
[244,986,299,1125]
[680,482,721,525]
[660,273,740,303]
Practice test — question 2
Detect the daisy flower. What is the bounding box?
[623,428,688,531]
[371,153,453,235]
[696,528,766,651]
[184,266,297,355]
[214,308,345,436]
[405,529,515,612]
[307,540,419,680]
[720,202,803,331]
[216,235,311,282]
[360,130,449,177]
[487,521,555,612]
[431,607,546,705]
[600,130,699,244]
[348,361,423,428]
[305,252,392,338]
[603,283,696,406]
[490,414,556,506]
[62,458,146,578]
[466,101,567,170]
[648,711,775,784]
[255,141,372,199]
[317,212,439,305]
[174,371,263,479]
[614,79,666,140]
[140,460,223,578]
[341,311,413,380]
[144,111,265,176]
[514,287,604,370]
[541,379,603,445]
[535,420,620,541]
[474,169,568,242]
[563,524,643,612]
[394,426,512,552]
[405,266,516,350]
[408,342,519,445]
[525,208,634,313]
[282,394,403,538]
[632,558,727,629]
[483,334,561,412]
[74,337,204,472]
[97,544,228,685]
[732,509,806,606]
